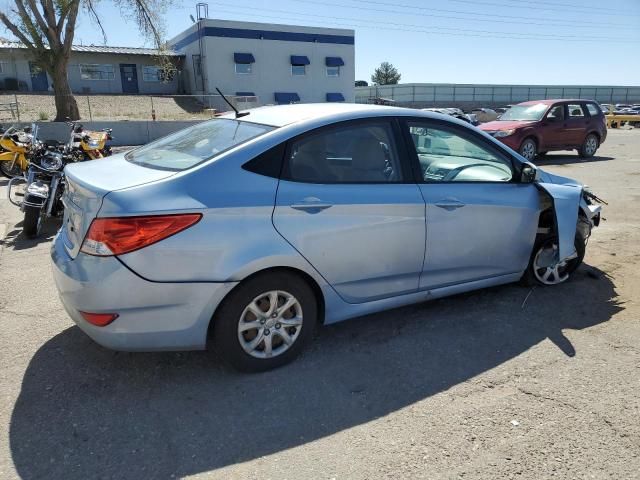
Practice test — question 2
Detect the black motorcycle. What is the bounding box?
[8,142,69,238]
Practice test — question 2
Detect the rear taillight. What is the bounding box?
[80,213,202,256]
[80,311,119,326]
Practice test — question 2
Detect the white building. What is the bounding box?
[169,19,355,105]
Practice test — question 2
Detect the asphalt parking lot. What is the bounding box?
[0,129,639,480]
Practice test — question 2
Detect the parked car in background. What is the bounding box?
[421,108,479,125]
[51,104,603,372]
[479,99,607,160]
[471,107,499,123]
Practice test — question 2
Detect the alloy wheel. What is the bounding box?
[237,290,303,359]
[520,140,536,161]
[585,136,598,156]
[533,243,569,285]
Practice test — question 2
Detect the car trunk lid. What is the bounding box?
[61,154,177,258]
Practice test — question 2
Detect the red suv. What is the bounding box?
[479,99,607,161]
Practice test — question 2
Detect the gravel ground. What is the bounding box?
[0,129,639,479]
[0,94,225,122]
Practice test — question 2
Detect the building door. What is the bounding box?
[29,62,49,92]
[119,64,139,93]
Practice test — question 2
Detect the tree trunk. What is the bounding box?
[50,60,79,121]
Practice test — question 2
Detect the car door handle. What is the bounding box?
[290,197,333,212]
[435,198,465,210]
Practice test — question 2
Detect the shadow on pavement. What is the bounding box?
[0,218,61,250]
[536,153,614,166]
[10,265,622,479]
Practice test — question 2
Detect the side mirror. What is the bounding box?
[521,164,537,183]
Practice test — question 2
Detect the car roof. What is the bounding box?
[220,103,451,128]
[517,99,594,106]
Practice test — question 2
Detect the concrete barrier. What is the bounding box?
[2,120,203,146]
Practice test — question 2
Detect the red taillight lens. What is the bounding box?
[80,213,202,256]
[80,311,119,326]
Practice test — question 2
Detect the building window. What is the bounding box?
[142,65,175,82]
[326,66,340,77]
[80,64,115,80]
[292,64,306,76]
[0,62,8,74]
[235,63,252,74]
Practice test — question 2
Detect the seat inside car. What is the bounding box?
[290,136,337,182]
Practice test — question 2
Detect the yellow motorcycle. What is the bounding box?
[69,123,113,161]
[0,125,35,178]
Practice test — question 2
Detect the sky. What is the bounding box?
[7,0,640,85]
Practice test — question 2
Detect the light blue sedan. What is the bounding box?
[51,104,602,371]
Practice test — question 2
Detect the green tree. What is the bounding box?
[0,0,171,120]
[371,61,401,85]
[355,80,368,87]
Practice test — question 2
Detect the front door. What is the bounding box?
[538,103,568,150]
[119,64,139,93]
[29,62,48,91]
[403,120,540,289]
[273,119,426,304]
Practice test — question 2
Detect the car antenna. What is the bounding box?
[215,87,250,118]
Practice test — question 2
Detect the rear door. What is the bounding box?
[119,64,139,94]
[565,103,589,146]
[402,119,540,289]
[273,118,426,304]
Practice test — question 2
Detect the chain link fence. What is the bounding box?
[0,93,261,122]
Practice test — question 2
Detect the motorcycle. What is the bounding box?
[0,125,35,178]
[68,122,113,160]
[7,126,69,238]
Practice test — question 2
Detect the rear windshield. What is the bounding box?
[499,103,549,121]
[126,119,275,171]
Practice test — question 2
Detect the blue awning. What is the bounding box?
[274,92,300,104]
[325,56,344,67]
[234,52,255,64]
[326,93,345,102]
[290,55,310,65]
[235,91,255,97]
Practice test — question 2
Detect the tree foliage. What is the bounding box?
[371,62,401,85]
[355,80,368,87]
[0,0,171,120]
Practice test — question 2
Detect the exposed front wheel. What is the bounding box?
[519,138,537,161]
[522,234,586,286]
[579,134,599,158]
[0,160,22,178]
[211,272,317,372]
[23,206,44,238]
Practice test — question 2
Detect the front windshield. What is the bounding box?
[499,103,549,121]
[126,119,275,171]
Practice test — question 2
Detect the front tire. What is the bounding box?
[23,206,43,238]
[522,234,586,286]
[211,271,318,372]
[519,138,537,161]
[579,134,599,158]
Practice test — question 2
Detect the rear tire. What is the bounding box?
[23,206,43,238]
[211,271,318,372]
[579,134,599,158]
[519,138,537,161]
[0,160,22,178]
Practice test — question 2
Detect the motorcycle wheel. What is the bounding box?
[0,160,22,178]
[23,206,43,238]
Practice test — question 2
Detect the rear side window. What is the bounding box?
[126,119,275,171]
[567,104,585,118]
[586,103,601,116]
[284,122,403,183]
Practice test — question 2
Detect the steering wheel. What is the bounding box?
[441,163,509,181]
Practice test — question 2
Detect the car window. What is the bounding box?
[285,122,402,183]
[547,105,564,120]
[408,122,513,182]
[567,104,585,118]
[586,103,601,116]
[126,119,275,171]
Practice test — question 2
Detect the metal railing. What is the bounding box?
[355,84,640,108]
[0,94,261,122]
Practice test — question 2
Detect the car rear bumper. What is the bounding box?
[50,233,237,352]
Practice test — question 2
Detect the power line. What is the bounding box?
[490,0,640,15]
[446,0,640,17]
[283,0,640,30]
[204,2,640,43]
